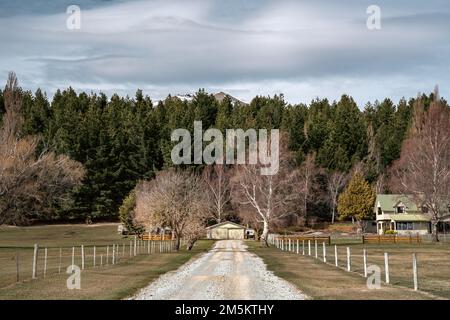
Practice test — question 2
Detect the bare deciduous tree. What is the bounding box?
[390,92,450,242]
[298,153,320,226]
[327,171,347,223]
[134,169,208,250]
[232,138,302,246]
[0,72,85,225]
[203,164,231,224]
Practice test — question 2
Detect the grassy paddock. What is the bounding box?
[0,223,124,247]
[0,224,214,299]
[0,224,130,288]
[247,241,448,300]
[0,240,213,300]
[335,243,450,299]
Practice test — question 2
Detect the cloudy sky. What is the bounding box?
[0,0,449,105]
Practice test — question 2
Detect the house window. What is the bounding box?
[397,222,413,230]
[397,206,405,214]
[422,206,429,214]
[377,207,382,215]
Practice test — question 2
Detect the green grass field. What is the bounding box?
[0,224,214,299]
[248,241,450,300]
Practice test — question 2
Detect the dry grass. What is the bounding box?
[337,243,450,299]
[0,240,214,300]
[0,223,215,299]
[247,241,449,300]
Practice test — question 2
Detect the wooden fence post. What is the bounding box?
[81,245,85,270]
[346,247,351,271]
[363,249,368,277]
[71,246,75,272]
[111,244,116,265]
[322,242,326,263]
[302,240,305,255]
[315,240,318,259]
[58,248,62,274]
[384,252,390,284]
[32,244,39,279]
[44,248,48,277]
[308,240,311,256]
[16,252,20,283]
[296,239,299,254]
[413,253,418,291]
[334,245,338,267]
[129,241,132,258]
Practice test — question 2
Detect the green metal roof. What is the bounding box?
[375,194,421,213]
[390,214,431,222]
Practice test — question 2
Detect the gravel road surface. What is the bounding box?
[131,240,306,300]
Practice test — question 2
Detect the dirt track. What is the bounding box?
[131,240,306,300]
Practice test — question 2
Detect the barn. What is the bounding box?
[205,221,246,240]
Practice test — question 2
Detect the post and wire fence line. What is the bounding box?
[270,235,427,292]
[0,236,179,289]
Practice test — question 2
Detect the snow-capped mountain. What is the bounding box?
[153,92,246,106]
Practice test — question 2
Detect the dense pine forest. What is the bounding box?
[0,76,446,225]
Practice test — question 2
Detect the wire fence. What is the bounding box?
[0,238,179,289]
[270,235,450,298]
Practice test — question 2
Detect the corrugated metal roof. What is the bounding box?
[375,194,420,212]
[390,214,431,222]
[205,221,246,229]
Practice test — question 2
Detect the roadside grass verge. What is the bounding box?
[247,241,443,300]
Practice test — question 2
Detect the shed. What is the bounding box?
[206,221,246,240]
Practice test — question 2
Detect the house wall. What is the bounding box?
[396,222,430,235]
[207,222,245,240]
[377,220,430,235]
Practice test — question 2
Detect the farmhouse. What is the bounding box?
[206,221,246,240]
[375,194,431,235]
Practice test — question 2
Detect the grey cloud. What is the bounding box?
[0,0,449,105]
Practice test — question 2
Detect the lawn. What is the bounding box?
[247,241,449,300]
[0,224,214,299]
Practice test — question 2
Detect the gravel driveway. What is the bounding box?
[131,240,307,300]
